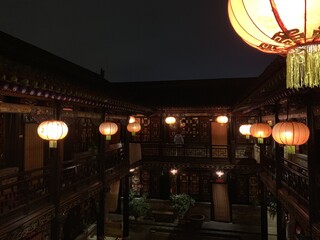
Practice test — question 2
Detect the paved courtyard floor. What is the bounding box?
[129,202,276,240]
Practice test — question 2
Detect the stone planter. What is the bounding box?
[188,214,205,230]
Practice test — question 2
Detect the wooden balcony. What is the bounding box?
[139,142,257,171]
[0,144,125,226]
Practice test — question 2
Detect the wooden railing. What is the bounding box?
[0,167,50,224]
[281,157,309,204]
[106,143,125,169]
[62,152,99,192]
[260,144,276,179]
[140,142,254,161]
[0,144,125,223]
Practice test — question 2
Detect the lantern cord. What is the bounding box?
[286,99,289,121]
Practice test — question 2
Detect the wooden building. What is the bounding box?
[0,31,319,239]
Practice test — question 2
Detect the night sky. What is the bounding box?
[0,0,276,83]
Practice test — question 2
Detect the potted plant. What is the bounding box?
[266,193,277,219]
[129,192,150,221]
[170,194,195,220]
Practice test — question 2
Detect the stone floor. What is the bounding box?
[94,201,277,240]
[129,201,272,240]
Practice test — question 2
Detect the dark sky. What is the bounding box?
[0,0,276,83]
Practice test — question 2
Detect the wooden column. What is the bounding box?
[261,182,268,240]
[50,102,63,240]
[227,116,235,163]
[274,102,283,189]
[97,112,107,239]
[277,200,286,240]
[307,94,318,232]
[122,175,130,239]
[122,115,130,239]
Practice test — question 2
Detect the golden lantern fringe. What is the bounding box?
[287,44,320,89]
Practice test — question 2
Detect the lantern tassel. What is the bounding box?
[49,140,57,148]
[287,44,320,89]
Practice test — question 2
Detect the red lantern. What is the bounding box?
[250,123,272,143]
[228,0,320,89]
[99,122,118,140]
[127,122,141,136]
[272,121,309,146]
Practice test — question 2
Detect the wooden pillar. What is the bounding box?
[274,102,282,189]
[97,112,107,239]
[122,175,130,239]
[227,116,235,163]
[277,200,286,240]
[50,102,63,240]
[260,182,268,240]
[307,94,318,233]
[122,115,130,239]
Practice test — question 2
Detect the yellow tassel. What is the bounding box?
[286,44,320,89]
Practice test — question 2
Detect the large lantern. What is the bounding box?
[37,120,68,148]
[239,124,252,139]
[216,115,228,125]
[127,122,141,136]
[250,123,272,143]
[99,122,118,140]
[228,0,320,89]
[272,121,310,145]
[165,116,176,125]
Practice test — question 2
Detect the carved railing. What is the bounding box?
[141,143,212,159]
[0,144,126,223]
[61,152,99,192]
[105,143,125,169]
[281,157,309,204]
[0,167,50,224]
[234,144,255,159]
[140,143,254,161]
[260,145,276,179]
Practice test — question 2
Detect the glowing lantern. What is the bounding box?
[250,123,272,143]
[165,116,176,125]
[272,121,309,145]
[170,168,178,176]
[239,124,252,139]
[99,122,118,140]
[127,122,141,136]
[216,170,224,178]
[216,116,228,124]
[129,116,136,123]
[37,120,68,148]
[228,0,320,89]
